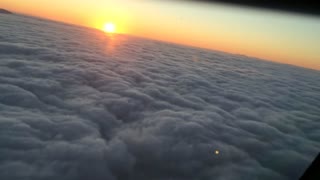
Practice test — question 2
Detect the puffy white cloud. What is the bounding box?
[0,14,319,180]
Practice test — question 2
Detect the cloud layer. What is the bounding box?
[0,14,319,180]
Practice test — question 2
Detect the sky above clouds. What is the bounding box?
[0,14,319,180]
[2,0,320,70]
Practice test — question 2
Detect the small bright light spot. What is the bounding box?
[215,150,219,155]
[103,23,116,33]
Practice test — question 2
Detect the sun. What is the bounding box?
[103,23,116,33]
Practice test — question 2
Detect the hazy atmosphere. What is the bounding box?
[2,0,320,69]
[0,12,320,180]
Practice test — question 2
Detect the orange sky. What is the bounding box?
[2,0,320,70]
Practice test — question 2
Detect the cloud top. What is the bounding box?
[0,14,319,180]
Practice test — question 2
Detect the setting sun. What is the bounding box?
[103,23,116,33]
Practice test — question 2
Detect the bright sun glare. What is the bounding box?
[103,23,116,33]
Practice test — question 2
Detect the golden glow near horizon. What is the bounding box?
[103,23,116,33]
[2,0,320,70]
